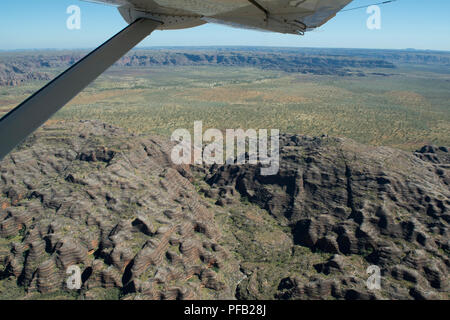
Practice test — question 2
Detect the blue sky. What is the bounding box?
[0,0,449,51]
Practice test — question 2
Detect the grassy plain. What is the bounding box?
[1,63,449,151]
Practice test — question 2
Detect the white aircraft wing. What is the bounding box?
[88,0,354,34]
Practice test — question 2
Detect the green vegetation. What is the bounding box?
[0,277,26,300]
[56,64,450,150]
[1,51,449,151]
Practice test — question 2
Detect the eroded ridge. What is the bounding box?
[0,121,237,299]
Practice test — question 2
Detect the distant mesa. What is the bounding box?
[3,47,449,87]
[0,48,408,87]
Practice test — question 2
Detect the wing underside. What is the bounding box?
[85,0,353,34]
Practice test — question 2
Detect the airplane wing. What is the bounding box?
[204,0,354,34]
[91,0,353,34]
[0,0,353,160]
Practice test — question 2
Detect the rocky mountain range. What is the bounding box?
[3,47,450,87]
[0,49,398,87]
[0,121,448,300]
[0,62,51,86]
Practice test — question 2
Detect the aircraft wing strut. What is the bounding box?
[0,1,355,160]
[0,18,160,161]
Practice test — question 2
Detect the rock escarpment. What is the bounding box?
[0,121,448,300]
[0,50,397,87]
[0,63,50,86]
[0,121,238,299]
[203,134,449,300]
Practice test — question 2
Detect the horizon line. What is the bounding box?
[1,46,450,54]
